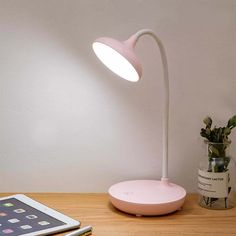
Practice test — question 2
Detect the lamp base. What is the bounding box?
[108,179,186,216]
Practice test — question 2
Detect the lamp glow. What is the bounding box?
[92,42,140,82]
[92,29,186,216]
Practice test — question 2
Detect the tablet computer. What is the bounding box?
[0,194,80,236]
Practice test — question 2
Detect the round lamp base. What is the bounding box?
[108,179,186,216]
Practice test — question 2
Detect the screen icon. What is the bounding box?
[2,229,14,234]
[8,218,20,223]
[14,209,26,213]
[2,203,14,207]
[38,221,50,226]
[26,215,38,219]
[20,225,32,230]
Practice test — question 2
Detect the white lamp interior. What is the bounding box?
[92,42,139,82]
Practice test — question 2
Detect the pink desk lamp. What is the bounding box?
[92,29,186,216]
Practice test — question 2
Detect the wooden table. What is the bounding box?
[0,193,235,235]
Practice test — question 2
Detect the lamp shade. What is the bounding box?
[92,37,142,82]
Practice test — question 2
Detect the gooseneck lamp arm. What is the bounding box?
[93,28,169,179]
[135,29,169,179]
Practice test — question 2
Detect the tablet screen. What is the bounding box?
[0,197,66,236]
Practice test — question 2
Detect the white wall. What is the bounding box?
[0,0,235,192]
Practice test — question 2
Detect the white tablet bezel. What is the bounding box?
[0,194,80,236]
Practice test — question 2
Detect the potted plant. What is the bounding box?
[198,115,236,209]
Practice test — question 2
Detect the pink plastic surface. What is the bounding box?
[108,179,186,216]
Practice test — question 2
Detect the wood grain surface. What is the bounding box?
[0,193,235,236]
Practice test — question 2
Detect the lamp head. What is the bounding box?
[92,35,142,82]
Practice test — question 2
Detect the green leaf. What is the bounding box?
[217,127,222,142]
[209,145,220,157]
[223,127,231,136]
[201,116,235,143]
[200,128,208,139]
[227,115,236,129]
[206,127,211,135]
[203,116,212,128]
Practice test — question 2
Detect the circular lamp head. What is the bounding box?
[92,37,142,82]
